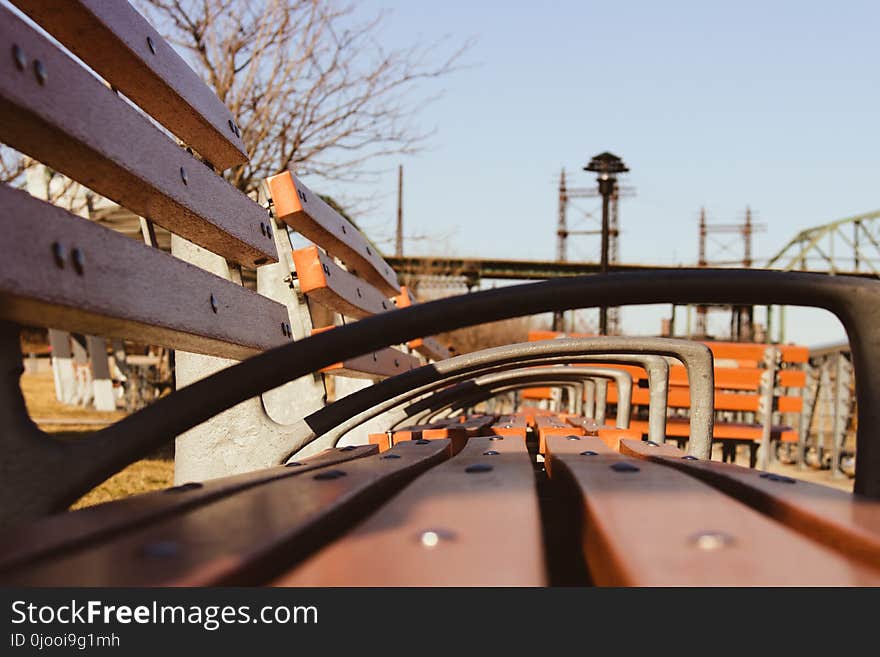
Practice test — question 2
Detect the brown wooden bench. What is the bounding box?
[2,0,880,587]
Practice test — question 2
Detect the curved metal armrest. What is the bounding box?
[5,269,880,522]
[407,366,633,429]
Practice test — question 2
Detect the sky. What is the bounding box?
[326,0,880,346]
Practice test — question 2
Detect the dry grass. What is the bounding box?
[21,371,174,509]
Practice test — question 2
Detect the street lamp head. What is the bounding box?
[584,151,629,178]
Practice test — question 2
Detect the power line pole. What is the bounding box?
[553,169,568,331]
[395,164,403,258]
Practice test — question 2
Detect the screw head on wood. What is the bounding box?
[418,528,456,548]
[33,59,47,85]
[51,242,65,268]
[610,462,640,473]
[180,166,188,185]
[567,436,581,441]
[465,463,493,474]
[381,454,401,460]
[71,248,85,275]
[645,441,659,447]
[414,439,430,445]
[12,44,26,71]
[489,436,504,441]
[681,455,698,460]
[210,293,218,313]
[314,469,346,481]
[147,35,156,54]
[690,531,735,551]
[580,450,599,456]
[482,450,500,456]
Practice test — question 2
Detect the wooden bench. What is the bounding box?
[2,0,880,587]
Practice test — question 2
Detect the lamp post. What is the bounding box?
[584,152,628,335]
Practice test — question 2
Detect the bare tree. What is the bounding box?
[137,0,469,194]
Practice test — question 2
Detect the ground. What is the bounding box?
[21,371,174,510]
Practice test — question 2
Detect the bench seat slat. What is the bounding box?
[11,0,248,170]
[0,185,289,359]
[292,245,392,318]
[620,439,880,572]
[0,446,377,575]
[275,435,546,586]
[0,441,449,586]
[0,7,275,268]
[545,435,880,585]
[267,172,400,295]
[322,346,421,379]
[408,336,451,361]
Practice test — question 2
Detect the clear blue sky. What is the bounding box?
[330,0,880,345]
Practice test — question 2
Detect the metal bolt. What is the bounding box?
[567,436,581,441]
[381,454,401,460]
[645,441,659,447]
[142,541,178,558]
[366,246,372,256]
[165,482,203,493]
[285,461,303,467]
[681,455,699,460]
[12,44,26,71]
[33,59,46,85]
[489,436,504,441]
[465,463,493,474]
[356,287,362,298]
[281,322,287,336]
[260,222,266,236]
[580,450,599,456]
[210,293,218,313]
[759,472,796,484]
[610,462,640,473]
[228,118,236,135]
[180,166,188,185]
[284,322,291,337]
[71,248,85,275]
[339,445,357,452]
[147,35,156,54]
[394,358,400,368]
[418,528,456,548]
[381,301,387,309]
[314,469,346,481]
[414,439,430,445]
[322,263,330,276]
[51,242,65,268]
[340,224,346,233]
[264,223,272,239]
[690,531,735,551]
[482,450,500,456]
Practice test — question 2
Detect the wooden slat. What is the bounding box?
[491,414,528,440]
[0,445,376,575]
[536,414,584,453]
[393,287,450,359]
[544,435,880,585]
[322,346,421,379]
[0,185,289,359]
[0,440,450,586]
[391,423,469,455]
[275,436,546,586]
[292,245,392,318]
[267,172,400,295]
[619,439,880,571]
[0,7,274,267]
[408,336,451,361]
[11,0,248,170]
